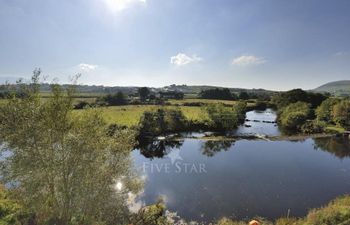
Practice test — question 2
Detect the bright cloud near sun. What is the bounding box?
[78,63,98,72]
[101,0,147,12]
[232,55,266,66]
[170,53,202,66]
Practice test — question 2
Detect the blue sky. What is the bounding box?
[0,0,349,90]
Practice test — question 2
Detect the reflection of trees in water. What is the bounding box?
[313,137,350,158]
[138,140,184,159]
[201,140,235,157]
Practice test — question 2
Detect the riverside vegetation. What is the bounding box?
[1,71,350,225]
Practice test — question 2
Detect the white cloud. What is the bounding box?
[334,51,348,57]
[232,55,266,66]
[78,63,98,72]
[170,53,202,66]
[102,0,146,12]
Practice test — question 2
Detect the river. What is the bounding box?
[132,109,350,222]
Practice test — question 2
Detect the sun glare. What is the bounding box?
[102,0,146,12]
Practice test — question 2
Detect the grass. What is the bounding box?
[76,105,210,127]
[167,98,238,105]
[215,195,350,225]
[325,125,346,133]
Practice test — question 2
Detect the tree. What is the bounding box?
[238,91,249,100]
[332,99,350,129]
[278,102,311,131]
[199,88,234,100]
[271,89,327,109]
[205,102,246,131]
[0,71,139,225]
[316,98,340,123]
[138,87,150,102]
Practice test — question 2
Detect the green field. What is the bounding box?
[77,105,210,127]
[167,98,238,105]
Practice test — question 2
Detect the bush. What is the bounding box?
[332,99,350,129]
[301,120,326,134]
[0,185,30,225]
[206,102,246,131]
[316,98,340,123]
[278,102,311,131]
[74,100,91,109]
[303,195,350,225]
[138,108,188,139]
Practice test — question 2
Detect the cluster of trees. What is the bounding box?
[199,88,234,100]
[95,91,128,106]
[199,88,271,101]
[275,88,350,133]
[278,102,312,131]
[137,102,247,141]
[138,108,188,140]
[206,102,247,131]
[316,98,350,129]
[272,89,328,109]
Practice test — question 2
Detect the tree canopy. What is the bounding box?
[0,70,139,225]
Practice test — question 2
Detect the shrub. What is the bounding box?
[278,102,311,131]
[206,102,246,131]
[303,195,350,225]
[138,108,188,139]
[332,99,350,129]
[316,98,340,123]
[301,120,326,134]
[74,100,91,109]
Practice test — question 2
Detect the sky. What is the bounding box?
[0,0,350,90]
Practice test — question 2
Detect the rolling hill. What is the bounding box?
[314,80,350,96]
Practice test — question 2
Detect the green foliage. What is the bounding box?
[138,108,188,139]
[0,185,28,225]
[332,99,350,129]
[199,88,236,100]
[302,195,350,225]
[272,89,327,109]
[206,101,246,131]
[300,120,326,134]
[131,202,170,225]
[138,87,150,102]
[96,91,128,106]
[278,102,311,131]
[316,98,340,123]
[0,71,138,225]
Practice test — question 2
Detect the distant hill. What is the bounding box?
[0,83,274,96]
[313,80,350,96]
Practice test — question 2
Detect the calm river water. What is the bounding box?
[132,109,350,222]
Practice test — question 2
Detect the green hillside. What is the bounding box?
[314,80,350,96]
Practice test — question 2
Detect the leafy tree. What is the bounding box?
[206,102,246,131]
[316,98,340,123]
[238,91,249,100]
[138,87,150,102]
[199,88,235,100]
[0,71,139,225]
[138,108,188,140]
[272,89,327,109]
[278,102,311,131]
[97,91,128,106]
[332,99,350,129]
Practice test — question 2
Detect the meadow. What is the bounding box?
[76,105,210,127]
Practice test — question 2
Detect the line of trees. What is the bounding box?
[199,88,271,101]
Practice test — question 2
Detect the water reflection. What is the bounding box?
[137,139,184,159]
[200,140,235,157]
[313,137,350,158]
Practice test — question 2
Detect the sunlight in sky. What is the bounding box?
[102,0,146,12]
